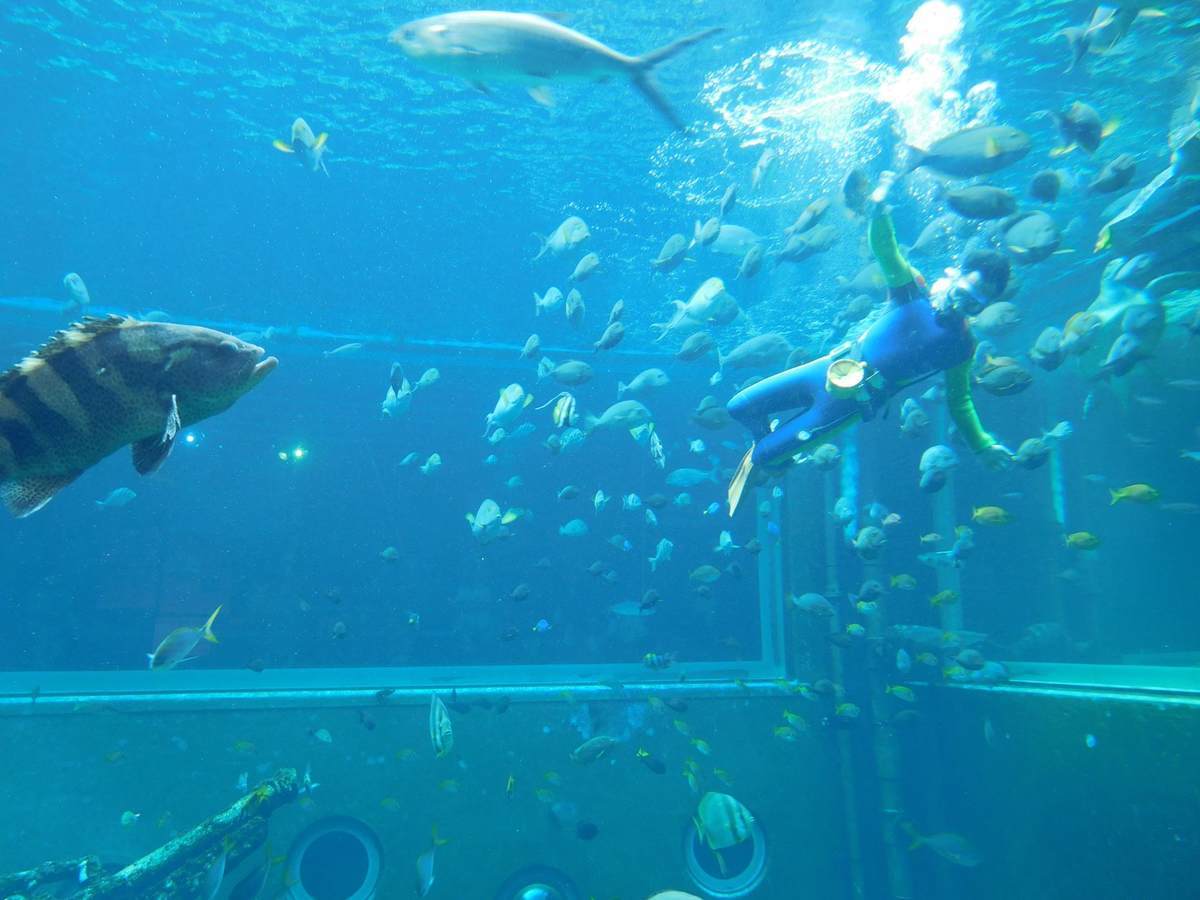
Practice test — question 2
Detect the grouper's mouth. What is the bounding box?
[249,347,278,385]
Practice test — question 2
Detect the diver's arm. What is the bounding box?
[868,209,917,292]
[944,360,997,453]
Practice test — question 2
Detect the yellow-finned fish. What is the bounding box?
[1109,483,1160,505]
[272,117,330,175]
[148,605,221,671]
[0,316,276,517]
[971,505,1012,525]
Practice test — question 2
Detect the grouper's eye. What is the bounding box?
[218,340,240,354]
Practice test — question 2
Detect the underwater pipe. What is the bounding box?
[0,297,676,365]
[853,437,914,900]
[822,452,866,900]
[932,406,963,634]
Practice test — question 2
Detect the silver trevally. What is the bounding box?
[389,12,721,129]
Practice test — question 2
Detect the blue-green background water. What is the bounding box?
[2,5,1199,676]
[3,4,1200,900]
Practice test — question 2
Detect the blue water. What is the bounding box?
[3,1,1199,673]
[4,3,1200,900]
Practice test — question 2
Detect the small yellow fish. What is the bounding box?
[1109,483,1160,505]
[505,774,516,799]
[890,573,917,590]
[647,696,667,713]
[930,589,959,607]
[232,739,256,753]
[673,718,692,736]
[380,797,401,812]
[713,768,733,786]
[534,788,556,803]
[543,770,562,786]
[782,709,805,727]
[683,769,699,793]
[395,748,417,761]
[846,623,868,638]
[919,533,942,545]
[438,779,460,794]
[972,505,1012,525]
[104,750,126,764]
[684,757,701,774]
[774,724,800,742]
[691,737,713,756]
[915,652,938,666]
[835,702,861,719]
[772,677,792,691]
[886,685,917,702]
[1065,531,1101,550]
[943,665,967,679]
[734,678,749,691]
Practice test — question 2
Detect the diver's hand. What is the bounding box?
[980,442,1015,471]
[865,170,898,217]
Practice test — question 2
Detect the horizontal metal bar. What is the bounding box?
[0,297,676,361]
[938,660,1200,706]
[0,661,786,713]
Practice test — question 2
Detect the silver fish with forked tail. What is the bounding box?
[389,12,721,130]
[0,316,276,517]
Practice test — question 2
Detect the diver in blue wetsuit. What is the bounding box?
[726,190,1014,514]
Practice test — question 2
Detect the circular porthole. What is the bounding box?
[493,864,581,900]
[683,815,767,898]
[285,816,382,900]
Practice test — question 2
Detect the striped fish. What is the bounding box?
[0,316,277,517]
[695,791,754,850]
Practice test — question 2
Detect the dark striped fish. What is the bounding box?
[0,316,277,517]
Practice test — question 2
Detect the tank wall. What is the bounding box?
[0,691,849,898]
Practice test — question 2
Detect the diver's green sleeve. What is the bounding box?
[944,361,996,453]
[868,211,915,288]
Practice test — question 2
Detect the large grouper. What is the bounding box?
[389,11,722,130]
[0,316,277,517]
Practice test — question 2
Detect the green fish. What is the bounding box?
[0,316,276,516]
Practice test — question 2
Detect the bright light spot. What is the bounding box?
[277,451,288,462]
[184,432,196,445]
[878,0,974,146]
[292,447,306,460]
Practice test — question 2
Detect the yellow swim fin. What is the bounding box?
[313,132,329,150]
[984,137,1001,158]
[727,446,755,517]
[272,139,294,154]
[1048,143,1077,158]
[1101,119,1120,139]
